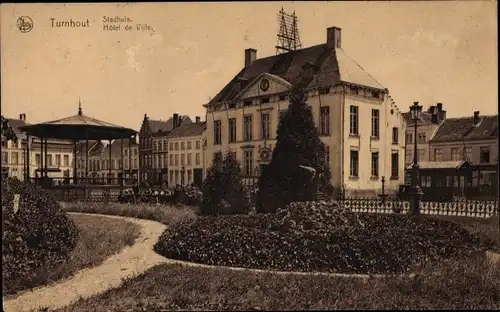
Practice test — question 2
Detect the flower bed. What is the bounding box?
[154,200,493,275]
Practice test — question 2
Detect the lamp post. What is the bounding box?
[409,101,423,216]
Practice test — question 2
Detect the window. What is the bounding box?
[260,97,270,104]
[243,150,253,176]
[175,154,179,166]
[187,154,192,166]
[158,141,162,151]
[196,153,200,165]
[350,150,359,177]
[405,149,412,164]
[261,113,270,139]
[418,132,426,143]
[187,141,192,150]
[371,109,379,138]
[169,155,174,166]
[406,133,413,144]
[169,170,174,185]
[48,155,53,166]
[153,155,157,168]
[195,140,200,149]
[372,91,380,98]
[181,142,185,150]
[175,142,179,150]
[125,149,128,156]
[1,151,8,164]
[324,145,330,163]
[133,158,137,169]
[391,152,399,178]
[181,154,185,166]
[279,94,288,101]
[244,100,252,106]
[480,147,490,163]
[350,105,358,135]
[214,120,222,145]
[134,149,138,156]
[229,118,237,142]
[187,169,192,184]
[169,142,174,151]
[434,148,443,161]
[55,154,61,166]
[63,155,69,166]
[350,86,359,94]
[392,127,398,144]
[371,152,379,177]
[163,154,168,168]
[418,149,426,162]
[163,140,167,150]
[465,147,472,161]
[319,106,330,136]
[451,148,461,161]
[244,115,253,141]
[319,87,330,95]
[153,141,157,151]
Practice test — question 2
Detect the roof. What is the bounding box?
[405,160,468,170]
[168,122,206,139]
[20,110,137,141]
[431,115,498,143]
[148,115,191,133]
[208,44,384,106]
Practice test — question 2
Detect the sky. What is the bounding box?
[1,1,497,131]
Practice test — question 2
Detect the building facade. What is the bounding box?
[1,114,74,181]
[166,119,206,187]
[138,113,191,185]
[428,111,498,190]
[204,26,406,196]
[76,138,139,183]
[403,103,447,166]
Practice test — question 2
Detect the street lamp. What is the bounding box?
[409,101,423,216]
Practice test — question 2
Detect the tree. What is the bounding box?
[221,152,250,214]
[200,151,250,215]
[200,152,224,216]
[256,85,332,213]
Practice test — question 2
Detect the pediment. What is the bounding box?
[238,73,292,100]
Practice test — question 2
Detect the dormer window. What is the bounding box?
[350,86,359,94]
[279,94,288,101]
[260,97,270,104]
[319,87,330,95]
[372,91,380,98]
[228,102,236,109]
[243,100,252,107]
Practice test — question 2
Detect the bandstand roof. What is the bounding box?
[19,106,137,141]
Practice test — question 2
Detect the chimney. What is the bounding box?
[327,26,342,49]
[437,103,443,112]
[195,116,201,123]
[19,113,26,121]
[173,113,179,129]
[473,111,480,125]
[245,48,257,67]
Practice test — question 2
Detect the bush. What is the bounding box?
[2,178,79,295]
[200,152,249,215]
[257,85,332,213]
[154,200,492,275]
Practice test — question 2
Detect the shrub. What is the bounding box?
[257,85,332,213]
[155,200,492,275]
[200,152,250,215]
[2,178,79,295]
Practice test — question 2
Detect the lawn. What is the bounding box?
[5,213,141,298]
[60,201,198,226]
[54,257,500,311]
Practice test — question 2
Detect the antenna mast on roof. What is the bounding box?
[275,7,302,55]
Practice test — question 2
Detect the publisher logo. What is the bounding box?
[17,16,33,33]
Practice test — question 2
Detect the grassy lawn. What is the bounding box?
[60,202,198,226]
[55,257,500,311]
[5,214,141,298]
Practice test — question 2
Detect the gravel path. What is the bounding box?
[3,213,168,312]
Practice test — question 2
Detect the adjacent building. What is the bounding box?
[403,103,447,166]
[166,118,206,187]
[1,114,74,181]
[203,26,406,196]
[138,113,191,185]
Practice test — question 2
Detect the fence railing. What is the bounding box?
[338,197,499,219]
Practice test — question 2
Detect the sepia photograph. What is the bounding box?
[1,1,499,311]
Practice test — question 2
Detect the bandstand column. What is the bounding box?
[128,136,132,180]
[73,140,77,184]
[109,139,112,184]
[120,138,124,186]
[85,133,89,183]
